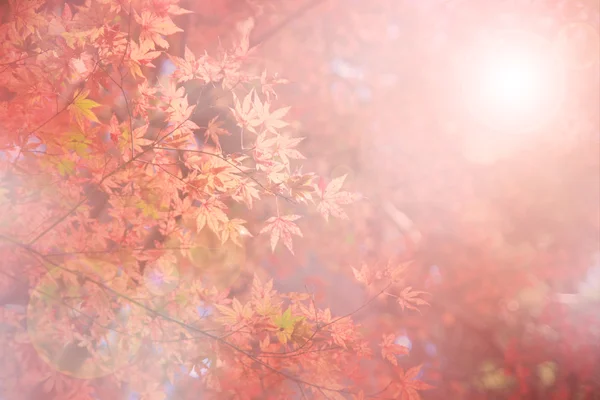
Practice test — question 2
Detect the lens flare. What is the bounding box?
[460,29,566,163]
[479,54,544,115]
[189,242,246,290]
[27,261,144,379]
[143,257,180,296]
[466,29,564,134]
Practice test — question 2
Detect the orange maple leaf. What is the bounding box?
[196,198,228,236]
[215,298,254,326]
[203,116,231,152]
[134,10,183,52]
[286,173,316,204]
[231,179,261,209]
[392,364,434,400]
[380,333,410,366]
[221,218,251,247]
[170,46,202,83]
[396,286,430,313]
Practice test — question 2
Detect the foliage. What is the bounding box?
[2,0,600,399]
[0,0,431,399]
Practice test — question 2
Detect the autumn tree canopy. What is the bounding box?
[1,0,599,399]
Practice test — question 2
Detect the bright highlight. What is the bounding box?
[464,29,564,136]
[479,53,544,115]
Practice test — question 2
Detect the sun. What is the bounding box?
[459,28,568,164]
[479,52,545,115]
[464,29,565,135]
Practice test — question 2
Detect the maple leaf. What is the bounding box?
[265,163,288,186]
[251,274,280,316]
[253,131,277,170]
[273,135,305,169]
[136,199,159,219]
[196,198,228,237]
[316,174,362,221]
[273,307,304,344]
[170,46,202,83]
[252,94,291,134]
[380,333,409,366]
[260,214,303,254]
[204,116,231,152]
[230,90,261,133]
[221,218,251,247]
[122,123,154,156]
[351,264,373,286]
[56,158,76,176]
[252,274,276,300]
[68,89,101,127]
[396,286,430,313]
[134,10,183,52]
[231,179,260,209]
[127,41,162,79]
[215,297,253,326]
[166,91,198,135]
[392,364,434,400]
[65,130,92,157]
[286,173,316,204]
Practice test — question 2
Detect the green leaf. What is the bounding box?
[273,307,304,344]
[274,307,294,330]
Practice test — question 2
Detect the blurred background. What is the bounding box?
[161,0,600,398]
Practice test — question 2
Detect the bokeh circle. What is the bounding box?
[462,29,566,135]
[143,257,180,296]
[27,260,144,379]
[189,241,247,290]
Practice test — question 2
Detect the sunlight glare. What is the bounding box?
[461,29,566,163]
[479,54,543,115]
[465,29,564,136]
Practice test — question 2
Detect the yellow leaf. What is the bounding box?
[68,89,101,127]
[57,159,76,176]
[65,131,91,157]
[136,200,159,219]
[273,307,304,344]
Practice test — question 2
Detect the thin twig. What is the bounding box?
[153,146,296,203]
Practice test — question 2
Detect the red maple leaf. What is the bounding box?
[396,286,430,313]
[380,333,410,365]
[392,364,434,400]
[203,116,231,152]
